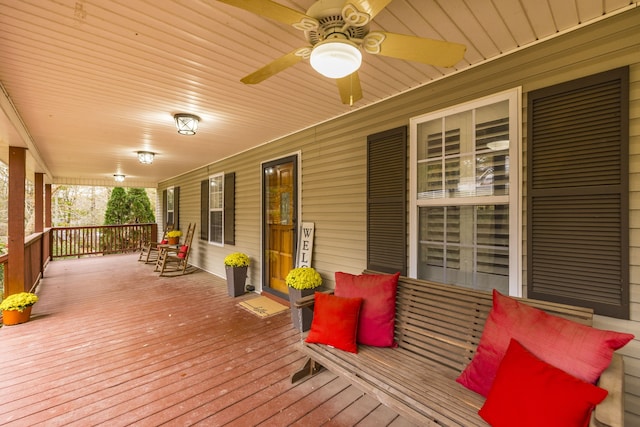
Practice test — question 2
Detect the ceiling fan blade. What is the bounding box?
[350,0,393,19]
[366,31,466,68]
[217,0,311,26]
[336,72,363,105]
[240,48,310,84]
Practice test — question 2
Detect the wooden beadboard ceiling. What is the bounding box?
[0,0,636,186]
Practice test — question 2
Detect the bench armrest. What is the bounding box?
[293,290,334,309]
[592,353,624,427]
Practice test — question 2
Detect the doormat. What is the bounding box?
[239,296,289,318]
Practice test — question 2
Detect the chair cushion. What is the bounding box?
[479,339,607,427]
[334,271,400,347]
[305,292,363,353]
[457,290,634,397]
[177,245,188,259]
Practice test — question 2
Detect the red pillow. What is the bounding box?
[177,245,188,259]
[457,290,634,397]
[479,339,608,427]
[334,272,400,347]
[305,292,363,353]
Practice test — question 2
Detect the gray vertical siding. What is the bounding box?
[159,8,640,425]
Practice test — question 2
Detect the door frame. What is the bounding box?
[260,152,301,299]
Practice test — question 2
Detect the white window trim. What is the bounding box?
[208,172,224,247]
[409,88,522,297]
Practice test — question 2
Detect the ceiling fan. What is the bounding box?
[218,0,466,105]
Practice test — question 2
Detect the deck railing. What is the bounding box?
[1,230,49,298]
[51,223,157,259]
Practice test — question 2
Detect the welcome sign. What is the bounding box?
[296,222,315,268]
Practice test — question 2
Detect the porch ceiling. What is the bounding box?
[0,0,636,187]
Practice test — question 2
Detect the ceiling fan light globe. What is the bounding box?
[310,40,362,79]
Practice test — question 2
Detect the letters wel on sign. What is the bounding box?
[296,222,315,267]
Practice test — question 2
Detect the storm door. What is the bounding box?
[262,155,298,298]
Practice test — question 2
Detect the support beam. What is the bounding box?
[35,173,44,233]
[8,147,26,294]
[45,183,52,228]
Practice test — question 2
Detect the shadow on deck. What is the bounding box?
[0,254,414,426]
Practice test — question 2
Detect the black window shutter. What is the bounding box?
[200,180,209,241]
[224,172,236,245]
[162,189,167,228]
[367,126,407,275]
[174,186,180,231]
[527,67,629,319]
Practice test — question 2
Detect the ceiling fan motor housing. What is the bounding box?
[306,14,368,45]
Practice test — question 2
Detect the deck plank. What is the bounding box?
[0,255,416,426]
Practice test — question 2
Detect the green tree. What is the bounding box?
[104,187,129,225]
[128,188,155,223]
[104,187,155,225]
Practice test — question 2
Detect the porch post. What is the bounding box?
[35,172,44,233]
[45,183,52,228]
[8,147,26,294]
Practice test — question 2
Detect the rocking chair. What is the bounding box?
[155,222,195,276]
[138,224,173,263]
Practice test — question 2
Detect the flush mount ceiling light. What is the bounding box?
[310,39,362,79]
[137,151,155,164]
[174,113,200,135]
[113,174,125,182]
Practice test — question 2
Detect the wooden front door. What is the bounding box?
[263,156,297,297]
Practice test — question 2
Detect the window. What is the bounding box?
[209,174,224,245]
[410,89,520,295]
[166,187,174,226]
[200,173,235,245]
[162,186,179,230]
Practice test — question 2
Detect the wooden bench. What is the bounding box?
[292,273,624,427]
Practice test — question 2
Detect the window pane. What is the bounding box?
[444,111,468,155]
[418,244,444,282]
[476,101,509,150]
[167,188,174,210]
[476,102,510,197]
[444,156,462,196]
[420,206,443,242]
[418,205,508,293]
[417,162,443,199]
[416,100,512,200]
[209,211,222,244]
[209,176,223,209]
[477,205,509,248]
[476,152,509,196]
[447,207,461,244]
[417,119,443,160]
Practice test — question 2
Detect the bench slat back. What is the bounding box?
[364,271,594,375]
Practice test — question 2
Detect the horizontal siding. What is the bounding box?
[159,9,640,425]
[623,59,640,427]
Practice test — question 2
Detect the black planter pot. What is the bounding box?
[288,287,315,332]
[225,266,248,297]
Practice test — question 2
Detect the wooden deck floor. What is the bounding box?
[0,255,416,426]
